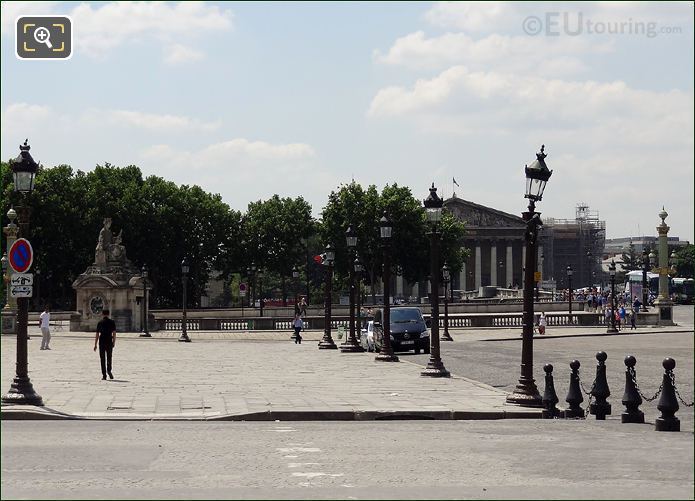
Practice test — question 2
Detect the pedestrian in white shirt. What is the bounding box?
[538,312,547,335]
[39,306,51,350]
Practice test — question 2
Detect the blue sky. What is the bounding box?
[2,1,693,241]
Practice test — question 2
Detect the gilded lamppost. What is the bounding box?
[179,258,191,342]
[340,225,364,352]
[607,260,618,333]
[139,265,151,337]
[2,140,43,406]
[375,212,398,362]
[507,145,552,407]
[654,208,675,325]
[441,263,453,341]
[421,183,449,377]
[318,244,337,349]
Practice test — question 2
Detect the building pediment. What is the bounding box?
[72,275,121,289]
[444,196,524,228]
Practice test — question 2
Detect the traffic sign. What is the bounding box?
[534,271,542,282]
[239,282,247,297]
[10,273,33,286]
[8,238,33,273]
[10,285,33,298]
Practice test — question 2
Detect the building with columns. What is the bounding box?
[444,195,528,292]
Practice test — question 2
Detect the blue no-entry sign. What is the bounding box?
[9,238,33,273]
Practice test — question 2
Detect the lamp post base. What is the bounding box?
[506,382,543,407]
[2,376,43,406]
[318,338,338,349]
[375,349,399,362]
[178,333,191,342]
[440,332,453,341]
[606,326,619,333]
[339,339,364,353]
[139,333,152,338]
[420,357,450,377]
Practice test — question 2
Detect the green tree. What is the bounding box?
[674,244,695,278]
[620,241,640,272]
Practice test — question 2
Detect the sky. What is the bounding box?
[1,1,693,241]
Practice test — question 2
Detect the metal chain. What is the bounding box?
[669,372,694,407]
[630,368,663,403]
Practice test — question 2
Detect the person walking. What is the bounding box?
[538,312,547,335]
[292,314,303,344]
[630,308,637,329]
[619,304,626,328]
[39,305,51,350]
[299,297,308,318]
[94,309,116,380]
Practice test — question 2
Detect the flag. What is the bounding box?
[453,177,459,187]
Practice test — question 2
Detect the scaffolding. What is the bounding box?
[541,203,606,289]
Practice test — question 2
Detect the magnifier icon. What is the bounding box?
[33,26,53,49]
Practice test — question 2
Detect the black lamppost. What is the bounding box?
[607,259,618,333]
[507,145,552,406]
[340,225,363,352]
[2,140,43,406]
[179,258,190,342]
[567,265,573,320]
[441,263,453,341]
[641,249,649,311]
[246,264,256,310]
[292,265,300,309]
[319,244,337,349]
[257,268,265,317]
[376,212,398,362]
[140,265,151,337]
[421,183,449,377]
[354,255,363,331]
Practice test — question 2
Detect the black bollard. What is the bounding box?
[542,364,560,419]
[563,360,585,418]
[590,351,611,420]
[621,355,644,424]
[655,357,680,432]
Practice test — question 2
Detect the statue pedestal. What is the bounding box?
[1,309,16,335]
[654,298,675,326]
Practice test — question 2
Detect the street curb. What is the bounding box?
[1,407,542,422]
[482,329,693,342]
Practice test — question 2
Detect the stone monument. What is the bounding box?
[653,208,675,326]
[72,218,150,331]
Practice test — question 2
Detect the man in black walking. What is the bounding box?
[94,309,117,380]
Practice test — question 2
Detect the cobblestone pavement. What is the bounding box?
[1,310,691,421]
[1,325,538,420]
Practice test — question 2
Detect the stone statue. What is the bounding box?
[95,218,113,265]
[109,230,126,262]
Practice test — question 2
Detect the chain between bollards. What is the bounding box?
[668,372,694,408]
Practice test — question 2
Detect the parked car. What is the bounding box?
[359,320,376,352]
[372,307,430,354]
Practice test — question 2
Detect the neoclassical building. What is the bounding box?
[444,195,529,292]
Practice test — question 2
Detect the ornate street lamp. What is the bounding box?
[607,259,618,333]
[340,225,363,352]
[354,255,364,334]
[318,244,337,349]
[376,212,398,362]
[2,140,43,406]
[247,264,257,310]
[441,263,453,341]
[670,251,678,278]
[140,265,151,337]
[640,249,649,312]
[567,265,573,321]
[257,268,265,317]
[1,253,8,309]
[421,183,449,377]
[292,265,300,307]
[507,145,552,407]
[179,258,191,342]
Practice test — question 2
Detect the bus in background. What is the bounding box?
[672,277,695,304]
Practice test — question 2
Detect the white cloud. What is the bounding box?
[425,1,510,32]
[164,43,205,64]
[374,30,607,76]
[92,109,220,132]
